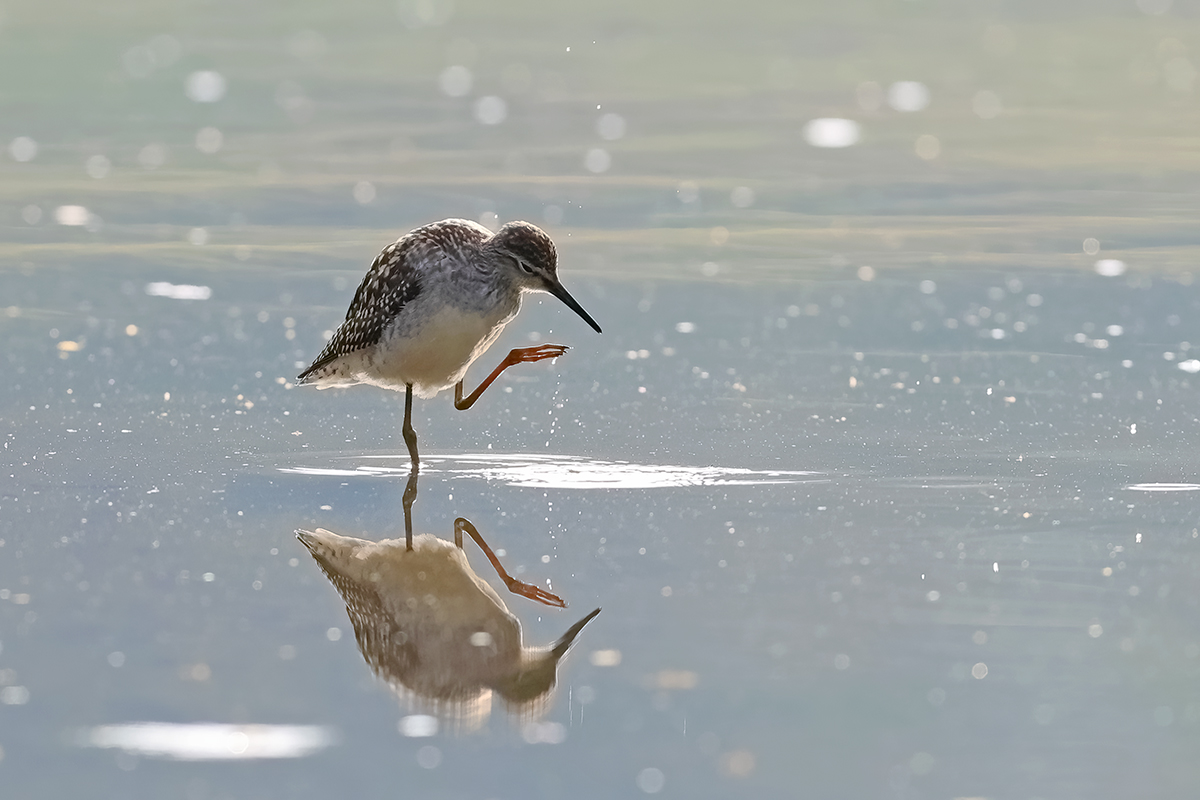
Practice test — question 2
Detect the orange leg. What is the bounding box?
[401,383,419,550]
[402,383,419,466]
[454,345,569,411]
[402,464,418,551]
[454,517,566,608]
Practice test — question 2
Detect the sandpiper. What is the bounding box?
[297,219,601,466]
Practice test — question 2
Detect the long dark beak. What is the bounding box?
[545,278,602,333]
[551,607,601,658]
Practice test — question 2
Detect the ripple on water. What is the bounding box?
[280,453,824,489]
[1126,483,1200,492]
[78,723,337,761]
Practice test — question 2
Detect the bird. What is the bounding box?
[296,519,600,727]
[297,219,602,468]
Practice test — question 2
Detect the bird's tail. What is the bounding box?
[295,528,369,561]
[295,358,358,388]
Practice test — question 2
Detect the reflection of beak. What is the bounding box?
[545,277,602,333]
[551,607,601,659]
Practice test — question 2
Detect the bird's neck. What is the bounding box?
[442,261,521,314]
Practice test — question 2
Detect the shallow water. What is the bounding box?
[5,1,1200,798]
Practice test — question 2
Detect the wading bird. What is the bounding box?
[297,219,601,466]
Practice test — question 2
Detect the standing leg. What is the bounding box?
[454,345,569,411]
[402,464,418,551]
[402,383,419,466]
[453,517,566,608]
[401,383,419,550]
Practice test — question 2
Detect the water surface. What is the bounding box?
[4,1,1200,798]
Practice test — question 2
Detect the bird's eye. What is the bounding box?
[518,261,534,275]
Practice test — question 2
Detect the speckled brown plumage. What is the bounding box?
[297,220,484,383]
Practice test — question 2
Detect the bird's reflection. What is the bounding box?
[297,516,599,730]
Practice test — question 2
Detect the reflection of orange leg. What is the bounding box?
[454,345,569,411]
[454,517,566,608]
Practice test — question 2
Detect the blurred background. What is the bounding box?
[4,0,1200,798]
[4,0,1199,276]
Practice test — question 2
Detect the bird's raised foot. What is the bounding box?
[456,344,572,410]
[505,577,567,608]
[509,344,569,365]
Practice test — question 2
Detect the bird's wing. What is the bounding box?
[297,239,424,381]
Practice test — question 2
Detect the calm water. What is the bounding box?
[4,1,1200,797]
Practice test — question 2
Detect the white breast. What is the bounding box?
[363,303,514,398]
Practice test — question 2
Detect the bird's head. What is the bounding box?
[491,608,601,708]
[490,221,602,333]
